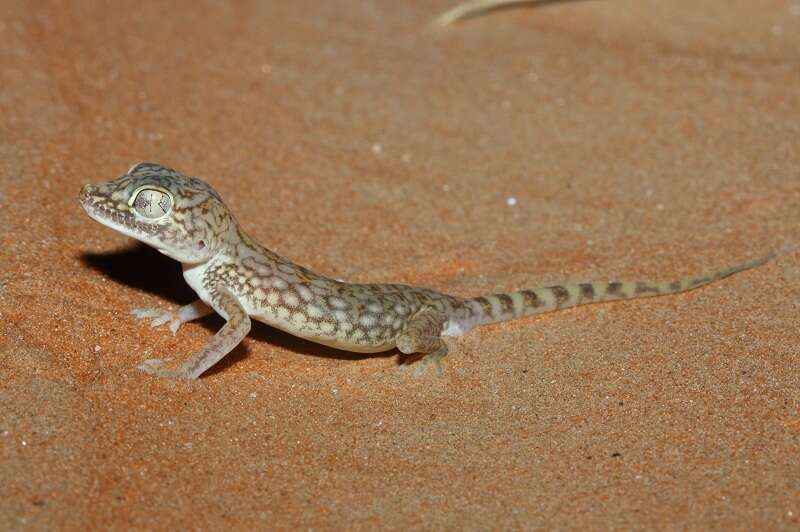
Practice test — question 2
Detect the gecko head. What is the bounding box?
[80,162,238,264]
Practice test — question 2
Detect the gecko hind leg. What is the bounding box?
[395,309,449,377]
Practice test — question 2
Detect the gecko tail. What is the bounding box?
[464,253,775,327]
[434,0,565,26]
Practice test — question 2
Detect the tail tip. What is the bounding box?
[748,251,777,269]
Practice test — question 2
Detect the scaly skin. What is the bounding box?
[80,163,772,379]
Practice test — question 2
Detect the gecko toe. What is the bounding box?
[168,319,182,335]
[131,308,162,319]
[132,308,184,333]
[412,353,446,378]
[150,314,172,327]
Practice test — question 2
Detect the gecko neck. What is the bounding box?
[197,225,274,264]
[180,225,297,279]
[234,227,287,264]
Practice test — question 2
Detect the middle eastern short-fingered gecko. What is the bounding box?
[79,163,771,379]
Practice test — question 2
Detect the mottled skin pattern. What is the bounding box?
[80,163,771,379]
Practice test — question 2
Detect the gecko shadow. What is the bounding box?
[80,242,195,303]
[80,243,400,373]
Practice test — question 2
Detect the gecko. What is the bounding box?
[79,163,771,379]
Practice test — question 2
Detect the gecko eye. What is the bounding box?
[131,187,173,219]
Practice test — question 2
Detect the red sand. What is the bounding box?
[1,1,799,529]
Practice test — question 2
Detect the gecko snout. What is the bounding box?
[79,184,101,212]
[79,184,93,200]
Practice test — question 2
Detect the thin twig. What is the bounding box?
[435,0,538,26]
[435,0,588,26]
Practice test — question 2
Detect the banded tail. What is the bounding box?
[464,254,774,327]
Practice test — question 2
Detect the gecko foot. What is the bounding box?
[413,352,446,378]
[400,350,447,377]
[137,358,190,379]
[131,308,183,334]
[396,309,449,378]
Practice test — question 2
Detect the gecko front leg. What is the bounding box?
[138,286,251,379]
[131,299,213,335]
[396,308,449,377]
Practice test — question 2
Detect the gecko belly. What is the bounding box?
[251,313,397,354]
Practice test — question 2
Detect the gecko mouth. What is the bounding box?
[79,184,159,236]
[80,185,121,223]
[79,184,94,206]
